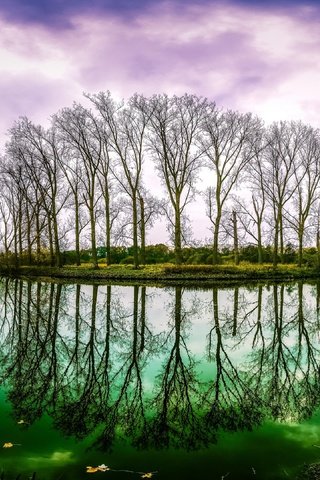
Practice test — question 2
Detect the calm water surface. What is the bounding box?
[0,279,320,479]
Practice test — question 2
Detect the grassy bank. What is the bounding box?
[0,262,319,285]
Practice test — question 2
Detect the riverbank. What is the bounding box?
[0,263,319,285]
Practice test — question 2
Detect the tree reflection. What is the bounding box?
[5,281,63,423]
[0,279,320,451]
[93,285,150,451]
[244,283,320,422]
[53,284,110,439]
[204,287,264,432]
[146,286,212,450]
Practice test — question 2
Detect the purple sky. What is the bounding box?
[1,0,319,242]
[1,0,320,146]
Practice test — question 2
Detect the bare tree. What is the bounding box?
[51,120,87,265]
[284,126,320,266]
[54,104,103,268]
[2,133,49,265]
[262,121,308,266]
[87,92,150,268]
[201,109,262,264]
[145,94,209,264]
[7,118,68,267]
[234,131,268,263]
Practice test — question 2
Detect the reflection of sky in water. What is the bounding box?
[0,280,320,478]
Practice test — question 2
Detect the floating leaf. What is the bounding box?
[141,474,153,479]
[98,465,110,472]
[86,466,99,473]
[3,443,14,448]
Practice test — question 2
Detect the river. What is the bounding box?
[0,279,320,479]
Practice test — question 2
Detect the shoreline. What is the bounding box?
[0,264,319,286]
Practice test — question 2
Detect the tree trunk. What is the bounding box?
[174,202,182,265]
[48,218,55,267]
[298,224,303,268]
[104,189,111,266]
[232,210,239,265]
[132,192,140,269]
[89,189,98,269]
[257,219,263,264]
[52,203,62,268]
[13,215,19,268]
[18,203,23,260]
[36,205,41,262]
[212,211,221,265]
[273,214,279,268]
[26,203,32,265]
[74,191,81,266]
[279,211,284,264]
[139,196,146,265]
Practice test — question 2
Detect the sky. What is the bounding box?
[1,0,320,242]
[1,0,320,139]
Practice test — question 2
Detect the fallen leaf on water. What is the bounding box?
[98,465,110,472]
[3,443,14,448]
[86,466,99,473]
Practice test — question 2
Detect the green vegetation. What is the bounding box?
[2,243,320,267]
[0,260,319,285]
[1,244,320,284]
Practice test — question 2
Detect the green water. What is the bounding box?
[0,279,320,479]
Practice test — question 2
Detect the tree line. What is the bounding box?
[1,92,320,268]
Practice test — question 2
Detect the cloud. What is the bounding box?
[0,0,319,28]
[1,0,320,148]
[0,0,149,28]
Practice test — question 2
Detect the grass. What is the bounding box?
[0,262,319,286]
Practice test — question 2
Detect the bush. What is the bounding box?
[302,251,318,268]
[144,244,173,264]
[119,256,135,265]
[282,243,296,263]
[239,245,259,263]
[205,253,222,264]
[61,250,80,265]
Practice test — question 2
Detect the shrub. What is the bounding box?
[61,250,80,265]
[119,256,135,265]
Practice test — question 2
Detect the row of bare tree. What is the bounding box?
[1,92,320,267]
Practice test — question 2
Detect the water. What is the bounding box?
[0,279,320,479]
